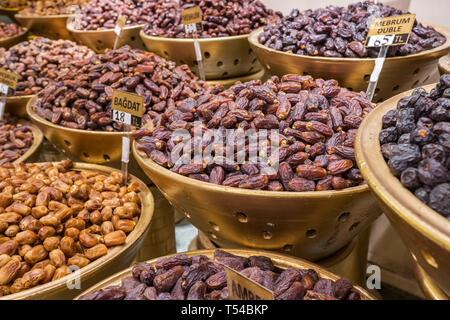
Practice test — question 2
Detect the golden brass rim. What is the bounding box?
[414,262,449,300]
[0,6,20,12]
[1,162,155,300]
[0,27,28,47]
[13,119,44,163]
[248,23,450,64]
[140,30,251,44]
[15,13,74,19]
[74,249,376,300]
[355,83,450,249]
[67,21,144,35]
[133,144,369,199]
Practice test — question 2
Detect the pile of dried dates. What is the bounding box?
[258,1,446,58]
[0,22,23,39]
[0,115,34,165]
[0,37,94,96]
[134,75,374,191]
[18,0,88,15]
[380,75,450,218]
[0,160,142,296]
[79,250,361,300]
[143,0,282,39]
[32,45,212,131]
[0,0,27,8]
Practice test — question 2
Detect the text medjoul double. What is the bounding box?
[0,22,23,39]
[33,45,212,132]
[380,75,450,218]
[79,250,361,300]
[258,1,446,58]
[143,0,282,39]
[0,37,94,96]
[134,75,374,191]
[0,115,34,166]
[18,0,88,15]
[0,160,142,296]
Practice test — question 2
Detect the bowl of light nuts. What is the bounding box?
[0,160,154,300]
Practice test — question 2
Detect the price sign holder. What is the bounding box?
[113,15,127,50]
[110,89,144,185]
[224,265,274,300]
[364,14,416,101]
[0,68,18,120]
[182,6,205,81]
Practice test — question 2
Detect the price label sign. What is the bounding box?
[111,90,144,127]
[365,14,416,48]
[0,68,18,91]
[224,265,274,300]
[114,15,127,37]
[181,6,202,31]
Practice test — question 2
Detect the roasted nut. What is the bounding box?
[52,266,69,281]
[104,231,126,247]
[43,236,60,252]
[24,245,48,265]
[85,244,107,260]
[49,249,66,268]
[67,254,90,268]
[0,259,20,285]
[21,268,45,289]
[0,240,18,256]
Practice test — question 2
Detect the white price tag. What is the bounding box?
[366,34,395,48]
[122,136,130,163]
[184,23,197,34]
[0,83,8,95]
[112,109,132,125]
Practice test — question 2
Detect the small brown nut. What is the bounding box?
[123,202,140,216]
[4,225,19,237]
[31,205,49,219]
[103,230,126,247]
[101,206,113,221]
[64,218,85,230]
[113,206,133,219]
[113,218,136,233]
[6,203,31,216]
[127,181,140,193]
[52,266,69,281]
[32,259,50,271]
[0,212,22,224]
[39,214,60,228]
[19,215,42,231]
[60,236,77,257]
[0,259,20,285]
[54,207,73,222]
[122,191,140,204]
[38,226,56,240]
[67,254,90,268]
[64,227,80,240]
[0,285,10,296]
[0,254,11,268]
[0,239,18,255]
[42,264,56,284]
[24,245,48,264]
[18,245,32,257]
[0,221,8,233]
[102,198,121,208]
[35,191,50,207]
[48,200,67,211]
[17,261,31,278]
[88,224,102,234]
[89,210,102,225]
[85,199,101,211]
[79,230,99,248]
[15,230,38,245]
[49,249,66,268]
[21,268,45,289]
[43,236,60,252]
[101,221,114,235]
[85,244,107,260]
[10,278,25,293]
[0,237,10,245]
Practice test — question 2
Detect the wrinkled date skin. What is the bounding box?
[143,0,282,38]
[0,22,23,39]
[258,1,446,58]
[0,160,142,297]
[0,115,34,166]
[18,0,88,15]
[0,37,94,96]
[135,75,374,191]
[33,45,211,132]
[79,251,361,300]
[380,75,450,218]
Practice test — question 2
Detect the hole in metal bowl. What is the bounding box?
[421,249,438,269]
[97,39,103,44]
[64,140,71,147]
[163,51,169,56]
[234,59,240,65]
[411,80,420,88]
[222,72,228,77]
[306,229,317,239]
[393,85,400,91]
[252,58,257,64]
[348,87,353,92]
[422,75,430,83]
[248,67,254,73]
[235,212,248,223]
[208,221,220,232]
[217,61,223,67]
[248,48,253,55]
[207,230,218,240]
[204,51,210,59]
[283,244,293,252]
[82,152,90,158]
[262,230,272,240]
[103,154,110,162]
[338,212,350,223]
[130,36,135,41]
[413,68,420,75]
[364,74,370,82]
[349,222,360,232]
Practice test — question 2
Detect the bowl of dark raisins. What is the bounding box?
[75,249,376,300]
[355,75,450,297]
[248,2,450,102]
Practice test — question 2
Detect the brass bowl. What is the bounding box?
[140,30,263,80]
[133,145,382,261]
[15,14,75,40]
[67,19,145,53]
[206,69,267,89]
[74,249,375,300]
[248,24,450,103]
[6,95,33,119]
[438,54,450,75]
[0,162,154,300]
[0,27,28,49]
[355,83,450,297]
[12,119,44,164]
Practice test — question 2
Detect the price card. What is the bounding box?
[181,6,205,81]
[181,6,202,30]
[0,68,18,120]
[365,14,416,48]
[224,265,274,300]
[114,15,127,37]
[111,90,144,127]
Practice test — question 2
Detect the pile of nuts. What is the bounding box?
[0,160,142,296]
[258,1,446,58]
[75,0,172,30]
[18,0,88,15]
[380,75,450,218]
[143,0,282,38]
[33,45,212,132]
[79,250,361,300]
[134,75,374,191]
[0,37,94,96]
[0,0,28,8]
[0,22,23,39]
[0,115,34,166]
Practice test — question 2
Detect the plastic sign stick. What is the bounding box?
[113,15,127,50]
[182,6,205,81]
